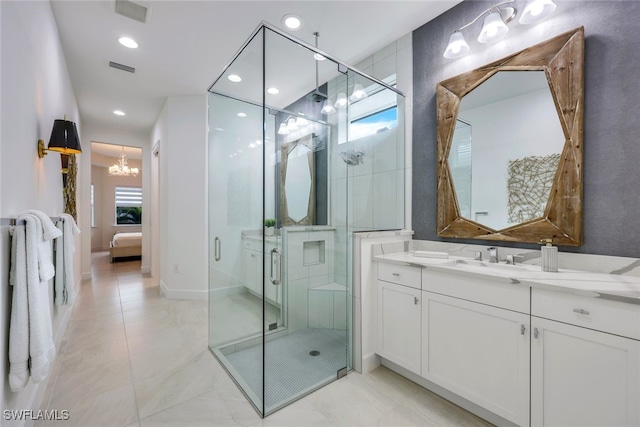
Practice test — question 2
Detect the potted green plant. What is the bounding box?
[264,218,276,236]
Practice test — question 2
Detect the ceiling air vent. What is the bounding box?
[114,0,149,24]
[109,61,136,74]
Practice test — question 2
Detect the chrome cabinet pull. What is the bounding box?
[521,324,526,335]
[270,248,281,285]
[392,272,400,277]
[534,327,539,339]
[214,237,221,261]
[573,308,590,316]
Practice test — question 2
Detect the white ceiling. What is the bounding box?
[91,141,142,159]
[50,0,462,135]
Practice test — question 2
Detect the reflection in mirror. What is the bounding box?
[284,143,312,222]
[450,71,564,231]
[437,27,584,245]
[280,133,317,225]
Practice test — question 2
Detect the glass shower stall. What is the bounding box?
[207,23,405,416]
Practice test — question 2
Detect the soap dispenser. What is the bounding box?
[540,238,558,272]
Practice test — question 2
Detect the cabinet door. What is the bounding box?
[377,280,421,375]
[531,317,640,427]
[421,291,530,426]
[242,249,260,295]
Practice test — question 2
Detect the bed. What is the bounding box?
[110,232,142,262]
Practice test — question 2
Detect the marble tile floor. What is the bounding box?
[36,251,492,427]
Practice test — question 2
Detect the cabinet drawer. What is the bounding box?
[378,263,422,289]
[532,288,640,340]
[422,269,530,314]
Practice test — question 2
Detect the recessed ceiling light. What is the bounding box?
[237,112,247,118]
[267,87,280,95]
[118,37,138,49]
[228,74,242,83]
[282,14,303,30]
[113,110,126,116]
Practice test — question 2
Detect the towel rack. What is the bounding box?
[1,216,63,226]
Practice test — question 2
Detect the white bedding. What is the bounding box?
[112,232,142,248]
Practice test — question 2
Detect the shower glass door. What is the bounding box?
[208,23,403,418]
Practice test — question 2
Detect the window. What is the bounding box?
[115,186,142,225]
[342,74,399,143]
[90,184,95,227]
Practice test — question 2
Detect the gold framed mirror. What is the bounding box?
[436,27,584,246]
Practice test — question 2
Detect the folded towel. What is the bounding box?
[8,223,29,392]
[23,215,56,383]
[22,210,60,282]
[25,209,62,241]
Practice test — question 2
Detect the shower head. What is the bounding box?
[340,150,365,165]
[310,90,328,103]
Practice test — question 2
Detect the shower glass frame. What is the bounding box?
[207,22,405,417]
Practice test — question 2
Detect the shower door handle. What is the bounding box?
[270,248,281,285]
[214,237,221,261]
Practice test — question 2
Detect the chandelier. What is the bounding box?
[108,147,139,176]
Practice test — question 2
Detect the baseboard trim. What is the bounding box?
[362,352,382,374]
[160,280,208,300]
[380,358,514,427]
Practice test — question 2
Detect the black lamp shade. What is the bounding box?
[48,119,82,154]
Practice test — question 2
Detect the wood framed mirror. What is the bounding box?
[437,27,584,246]
[280,133,316,226]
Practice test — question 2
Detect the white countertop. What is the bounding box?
[374,252,640,304]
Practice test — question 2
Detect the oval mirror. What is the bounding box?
[437,27,584,245]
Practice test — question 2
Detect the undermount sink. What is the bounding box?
[447,258,537,273]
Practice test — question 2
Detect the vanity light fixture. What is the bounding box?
[350,84,368,102]
[278,123,289,135]
[520,0,556,24]
[321,101,336,115]
[334,92,347,108]
[37,116,82,158]
[118,36,138,49]
[443,0,556,59]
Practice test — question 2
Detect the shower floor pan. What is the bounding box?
[213,328,347,415]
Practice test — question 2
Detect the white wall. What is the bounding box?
[0,1,81,422]
[152,96,207,299]
[79,125,150,275]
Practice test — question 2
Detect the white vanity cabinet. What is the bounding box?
[377,263,422,375]
[531,289,640,427]
[421,270,530,426]
[242,237,281,306]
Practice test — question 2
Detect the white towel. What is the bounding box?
[55,214,80,305]
[23,215,56,383]
[8,224,29,392]
[25,209,63,241]
[22,210,61,282]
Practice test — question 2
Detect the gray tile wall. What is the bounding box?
[412,0,640,257]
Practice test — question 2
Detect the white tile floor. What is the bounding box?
[37,252,492,426]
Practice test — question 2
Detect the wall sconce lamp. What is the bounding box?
[37,117,82,158]
[443,0,556,59]
[278,114,310,135]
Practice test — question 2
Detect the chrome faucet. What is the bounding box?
[487,247,498,263]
